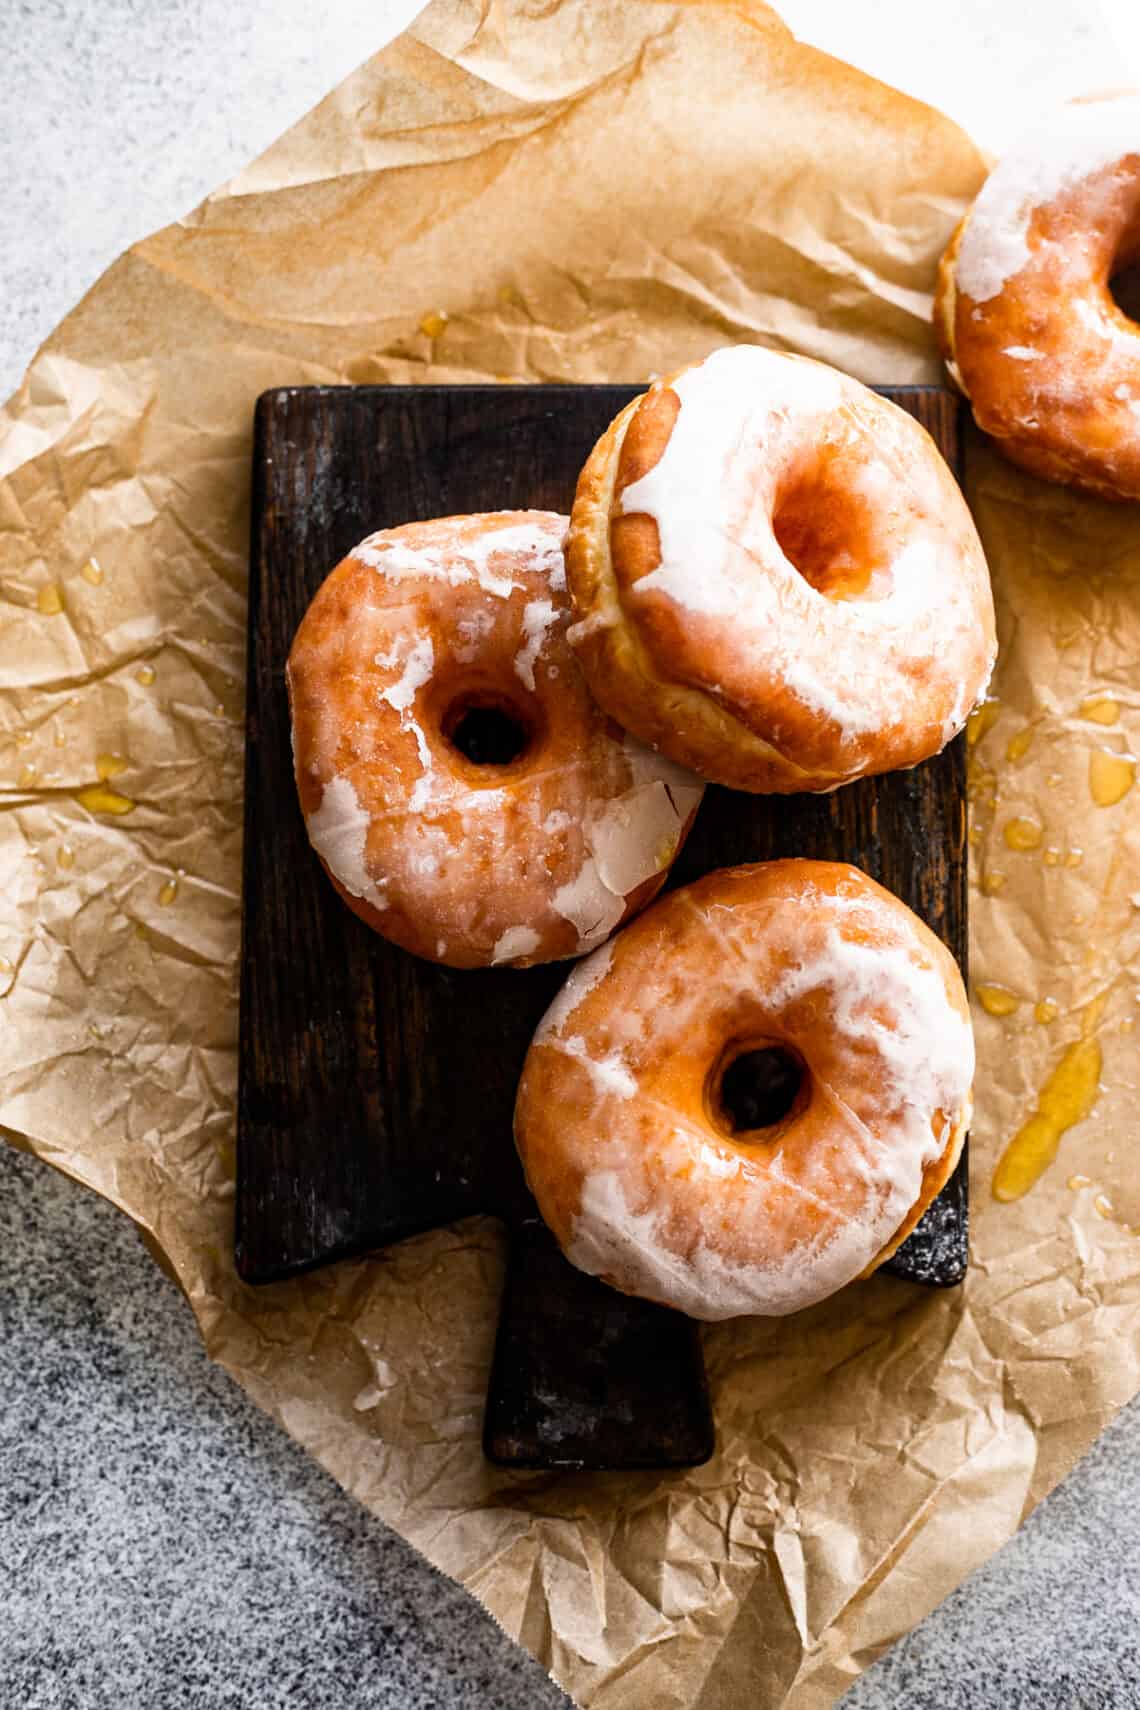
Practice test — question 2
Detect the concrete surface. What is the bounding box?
[3,2,1139,1706]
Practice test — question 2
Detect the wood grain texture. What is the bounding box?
[238,383,968,1470]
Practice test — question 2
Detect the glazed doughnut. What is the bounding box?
[287,511,704,969]
[566,345,996,794]
[515,860,972,1320]
[935,94,1140,499]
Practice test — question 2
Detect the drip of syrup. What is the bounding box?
[57,845,75,871]
[1089,749,1135,807]
[1003,815,1042,852]
[80,558,105,587]
[967,699,1001,747]
[981,871,1007,896]
[976,984,1020,1016]
[1006,726,1034,762]
[992,997,1106,1201]
[419,309,448,339]
[37,584,64,615]
[77,784,134,815]
[136,665,156,686]
[77,756,134,816]
[159,877,178,907]
[1035,998,1059,1025]
[1079,695,1119,725]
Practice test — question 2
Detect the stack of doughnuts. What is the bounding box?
[567,345,994,791]
[287,342,994,1320]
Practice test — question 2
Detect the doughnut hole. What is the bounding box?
[1109,200,1140,322]
[1109,261,1140,323]
[771,452,883,601]
[440,686,538,770]
[710,1041,808,1141]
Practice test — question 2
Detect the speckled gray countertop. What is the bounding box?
[3,3,1139,1706]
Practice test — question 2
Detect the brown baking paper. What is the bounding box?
[2,1,1138,1704]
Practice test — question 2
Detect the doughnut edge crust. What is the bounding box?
[567,394,806,791]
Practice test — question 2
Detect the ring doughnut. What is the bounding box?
[566,345,996,794]
[287,511,704,969]
[514,860,973,1320]
[935,94,1140,499]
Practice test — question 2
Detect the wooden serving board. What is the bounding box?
[238,383,968,1472]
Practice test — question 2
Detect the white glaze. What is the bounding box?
[513,597,558,691]
[956,94,1140,304]
[454,608,494,662]
[550,738,703,951]
[379,635,436,812]
[534,940,616,1042]
[380,635,434,715]
[566,1165,879,1320]
[551,862,627,952]
[306,775,388,913]
[764,917,975,1161]
[492,925,542,964]
[559,1036,637,1100]
[355,516,564,599]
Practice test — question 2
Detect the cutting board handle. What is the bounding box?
[484,1218,715,1469]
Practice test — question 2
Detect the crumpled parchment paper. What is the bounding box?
[2,2,1138,1706]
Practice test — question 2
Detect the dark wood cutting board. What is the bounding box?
[238,383,969,1471]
